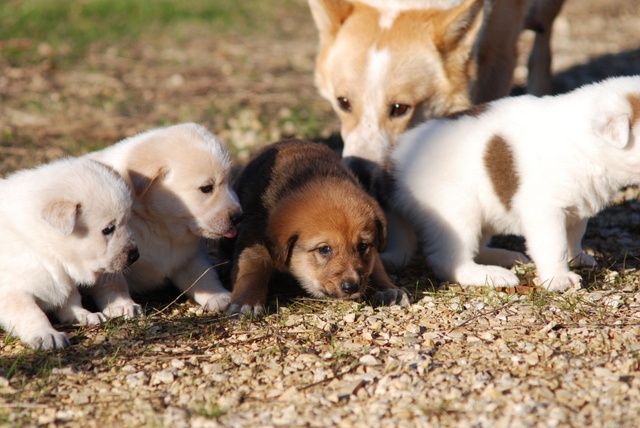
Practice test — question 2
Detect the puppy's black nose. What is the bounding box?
[341,280,360,295]
[230,211,243,226]
[127,248,140,266]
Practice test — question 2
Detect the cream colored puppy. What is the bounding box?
[88,123,242,314]
[0,158,137,349]
[390,76,640,291]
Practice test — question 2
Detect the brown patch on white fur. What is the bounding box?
[484,135,519,210]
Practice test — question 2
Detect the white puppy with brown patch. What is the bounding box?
[0,158,137,349]
[389,76,640,291]
[88,123,242,314]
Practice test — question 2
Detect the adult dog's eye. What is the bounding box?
[389,103,411,118]
[337,97,352,113]
[317,245,332,256]
[199,184,214,194]
[102,224,116,236]
[357,242,371,253]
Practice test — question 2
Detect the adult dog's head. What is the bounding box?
[265,178,387,299]
[121,123,242,241]
[309,0,484,168]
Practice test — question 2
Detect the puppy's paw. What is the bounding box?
[78,311,107,326]
[226,303,265,319]
[455,264,520,287]
[371,287,412,307]
[103,301,143,319]
[204,292,232,313]
[26,330,70,350]
[539,271,582,292]
[568,252,598,268]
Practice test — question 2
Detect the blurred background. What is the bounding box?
[1,0,639,174]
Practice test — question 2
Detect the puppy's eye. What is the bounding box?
[199,184,214,194]
[317,245,332,256]
[357,242,371,253]
[102,224,116,236]
[389,103,411,118]
[337,97,352,113]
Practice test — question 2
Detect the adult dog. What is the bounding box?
[309,0,565,167]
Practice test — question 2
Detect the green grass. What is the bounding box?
[0,0,298,64]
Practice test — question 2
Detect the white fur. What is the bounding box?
[391,76,640,291]
[341,47,393,162]
[0,158,135,349]
[88,123,242,314]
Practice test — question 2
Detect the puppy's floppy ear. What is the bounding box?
[125,159,168,197]
[370,202,388,252]
[308,0,354,44]
[592,114,630,149]
[266,232,299,269]
[42,200,79,236]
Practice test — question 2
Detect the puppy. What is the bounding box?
[0,158,137,349]
[88,123,242,314]
[309,0,565,167]
[228,140,410,315]
[389,76,640,292]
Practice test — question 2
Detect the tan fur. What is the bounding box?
[228,140,410,316]
[484,135,519,210]
[447,102,490,120]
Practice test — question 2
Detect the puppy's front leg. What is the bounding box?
[88,273,142,319]
[172,254,231,313]
[566,218,597,268]
[523,209,582,292]
[0,291,69,349]
[228,244,273,317]
[367,256,411,307]
[55,286,106,326]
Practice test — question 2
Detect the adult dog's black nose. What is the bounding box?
[341,280,360,295]
[127,248,140,266]
[230,211,243,226]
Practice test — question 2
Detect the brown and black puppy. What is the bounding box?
[228,139,410,316]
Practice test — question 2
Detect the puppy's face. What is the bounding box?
[41,160,137,284]
[126,124,242,240]
[310,0,482,167]
[266,180,386,299]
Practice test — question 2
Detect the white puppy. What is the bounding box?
[88,123,242,314]
[0,158,137,349]
[390,76,640,291]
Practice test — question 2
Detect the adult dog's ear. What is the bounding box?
[308,0,354,45]
[42,200,79,236]
[436,0,484,59]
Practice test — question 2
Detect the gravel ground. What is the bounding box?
[2,1,640,427]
